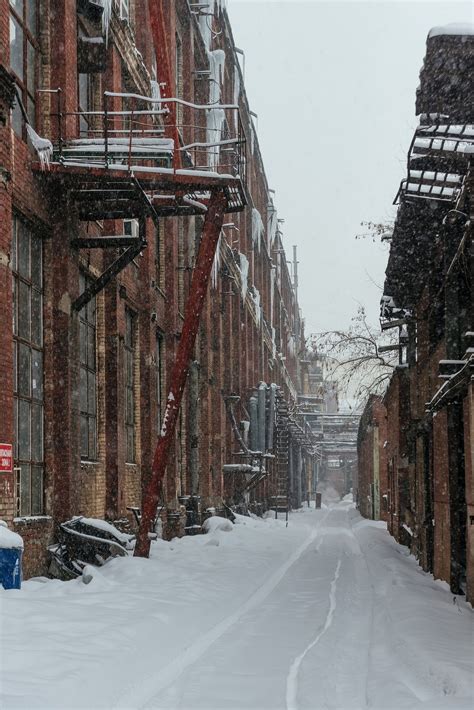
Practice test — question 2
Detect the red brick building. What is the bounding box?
[356,395,388,522]
[0,1,314,577]
[375,25,473,602]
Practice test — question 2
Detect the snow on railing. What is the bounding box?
[46,89,245,179]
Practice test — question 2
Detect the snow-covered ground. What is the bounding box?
[1,501,473,710]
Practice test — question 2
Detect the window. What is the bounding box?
[156,332,163,430]
[79,274,97,460]
[124,309,136,462]
[123,219,139,239]
[9,0,39,134]
[12,214,43,516]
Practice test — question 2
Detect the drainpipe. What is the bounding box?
[189,360,200,496]
[267,383,277,451]
[249,393,259,452]
[258,382,267,454]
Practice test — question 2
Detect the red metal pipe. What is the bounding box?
[134,189,226,557]
[148,0,182,169]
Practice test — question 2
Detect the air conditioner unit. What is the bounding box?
[123,219,139,239]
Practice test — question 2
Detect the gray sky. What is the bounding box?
[227,0,473,334]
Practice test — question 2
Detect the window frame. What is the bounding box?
[9,0,39,135]
[12,213,44,517]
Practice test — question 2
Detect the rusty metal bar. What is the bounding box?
[134,189,226,557]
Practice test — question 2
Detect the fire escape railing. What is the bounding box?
[43,89,246,182]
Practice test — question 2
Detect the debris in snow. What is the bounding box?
[0,524,23,549]
[202,516,233,533]
[71,517,133,545]
[252,208,264,251]
[238,252,249,300]
[26,124,53,170]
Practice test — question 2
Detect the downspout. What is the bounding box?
[189,360,200,496]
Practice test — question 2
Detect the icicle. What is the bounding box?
[252,287,261,327]
[100,0,112,46]
[26,124,53,170]
[207,49,226,168]
[238,252,249,300]
[233,62,241,130]
[211,233,223,290]
[251,208,264,252]
[150,79,161,112]
[268,204,278,248]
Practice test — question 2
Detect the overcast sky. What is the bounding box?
[226,0,473,334]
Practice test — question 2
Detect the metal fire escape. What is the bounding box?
[31,1,247,557]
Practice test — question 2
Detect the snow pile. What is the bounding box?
[202,516,233,533]
[428,23,474,38]
[71,517,133,545]
[238,252,249,300]
[1,504,473,710]
[26,124,53,170]
[0,523,23,550]
[252,207,264,251]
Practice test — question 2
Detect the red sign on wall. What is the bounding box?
[0,444,13,473]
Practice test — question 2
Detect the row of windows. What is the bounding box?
[12,215,165,517]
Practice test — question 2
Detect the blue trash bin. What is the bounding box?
[0,547,23,589]
[0,525,24,590]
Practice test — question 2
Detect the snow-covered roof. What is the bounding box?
[428,23,474,39]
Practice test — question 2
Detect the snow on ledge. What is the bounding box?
[428,23,474,38]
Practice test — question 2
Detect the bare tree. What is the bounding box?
[310,306,398,409]
[356,220,394,243]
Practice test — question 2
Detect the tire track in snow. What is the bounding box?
[285,557,342,710]
[113,512,330,710]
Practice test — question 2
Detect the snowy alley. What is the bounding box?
[1,500,473,710]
